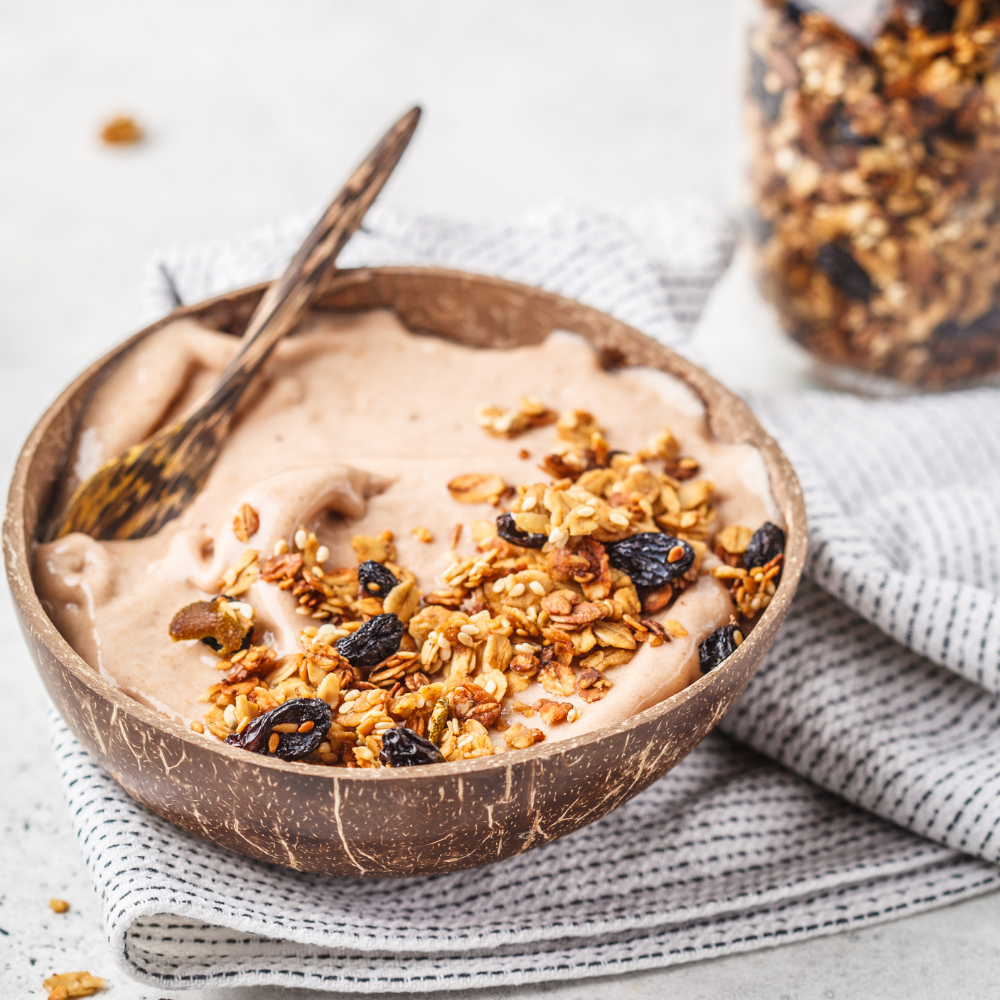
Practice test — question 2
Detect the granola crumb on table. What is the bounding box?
[43,971,105,1000]
[172,403,782,767]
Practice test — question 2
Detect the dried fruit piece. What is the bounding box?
[336,613,405,669]
[379,727,445,766]
[699,625,743,674]
[448,472,507,504]
[496,511,547,548]
[816,243,875,304]
[168,597,253,656]
[337,613,405,667]
[232,502,260,543]
[605,533,694,588]
[224,697,331,760]
[358,559,399,597]
[744,522,785,569]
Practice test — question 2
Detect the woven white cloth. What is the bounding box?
[50,200,1000,993]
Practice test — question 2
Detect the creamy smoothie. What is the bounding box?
[34,308,781,766]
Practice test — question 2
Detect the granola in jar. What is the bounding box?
[748,0,1000,386]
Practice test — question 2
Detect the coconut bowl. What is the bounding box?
[4,267,806,878]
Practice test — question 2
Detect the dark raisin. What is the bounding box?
[379,727,445,767]
[336,613,404,669]
[496,511,547,549]
[904,0,955,33]
[744,522,786,569]
[816,243,876,303]
[357,560,399,598]
[224,697,331,760]
[699,625,743,674]
[605,533,695,589]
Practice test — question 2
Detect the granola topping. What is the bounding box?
[176,403,780,768]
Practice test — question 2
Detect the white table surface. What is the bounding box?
[2,2,999,997]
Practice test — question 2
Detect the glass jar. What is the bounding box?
[747,0,1000,388]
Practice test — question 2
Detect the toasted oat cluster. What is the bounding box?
[173,405,782,768]
[748,0,1000,385]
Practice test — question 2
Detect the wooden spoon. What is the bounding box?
[54,106,421,541]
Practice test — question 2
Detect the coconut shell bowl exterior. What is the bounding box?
[4,267,806,878]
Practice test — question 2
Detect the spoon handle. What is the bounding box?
[206,105,421,411]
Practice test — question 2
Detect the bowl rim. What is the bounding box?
[4,264,807,783]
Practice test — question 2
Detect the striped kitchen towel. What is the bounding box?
[47,200,1000,993]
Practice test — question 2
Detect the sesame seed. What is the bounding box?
[190,720,205,734]
[529,581,546,596]
[343,689,361,701]
[355,746,375,761]
[609,511,630,527]
[575,505,595,518]
[438,636,452,652]
[460,623,480,635]
[668,545,686,564]
[294,529,308,550]
[297,721,315,733]
[514,643,537,654]
[316,545,329,563]
[493,579,506,594]
[267,733,280,754]
[295,606,311,616]
[522,495,537,511]
[457,632,475,647]
[509,582,526,598]
[316,623,336,635]
[273,539,289,556]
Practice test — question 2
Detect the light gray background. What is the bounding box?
[2,2,998,997]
